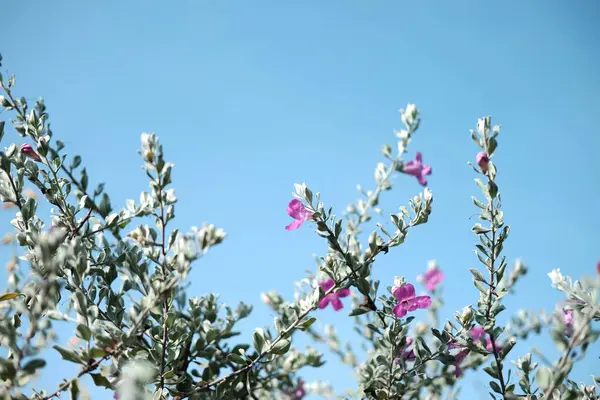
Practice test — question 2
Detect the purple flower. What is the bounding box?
[402,152,432,186]
[318,279,350,311]
[470,327,501,352]
[392,284,431,318]
[285,199,314,231]
[20,143,41,162]
[395,337,416,364]
[563,308,574,338]
[294,378,306,399]
[453,349,470,377]
[476,152,489,173]
[422,268,444,292]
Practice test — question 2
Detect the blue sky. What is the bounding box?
[2,1,599,399]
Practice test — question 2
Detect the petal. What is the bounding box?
[318,295,331,309]
[320,279,335,292]
[469,327,485,340]
[286,199,305,219]
[423,269,437,281]
[406,299,419,312]
[392,304,408,318]
[417,174,428,187]
[336,288,351,298]
[303,209,314,221]
[393,284,416,302]
[285,219,304,231]
[454,365,463,378]
[415,152,423,163]
[413,295,432,309]
[402,161,421,176]
[422,165,432,176]
[403,350,416,361]
[331,297,344,311]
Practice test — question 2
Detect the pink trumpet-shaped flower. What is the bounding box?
[318,279,350,311]
[453,349,470,377]
[20,143,42,162]
[470,326,502,352]
[285,199,313,231]
[422,268,444,292]
[476,152,489,173]
[294,378,306,399]
[395,337,416,364]
[402,152,432,186]
[392,284,431,318]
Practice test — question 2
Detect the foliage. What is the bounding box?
[0,55,598,399]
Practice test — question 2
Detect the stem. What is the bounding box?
[158,184,170,392]
[183,227,406,397]
[5,171,29,230]
[387,342,395,397]
[542,318,590,397]
[484,199,507,397]
[40,353,113,400]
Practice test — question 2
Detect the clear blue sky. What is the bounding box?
[2,1,599,399]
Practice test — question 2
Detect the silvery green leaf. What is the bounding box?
[298,316,316,331]
[90,373,113,389]
[53,345,84,364]
[227,354,247,365]
[535,366,553,389]
[271,339,291,355]
[22,359,46,374]
[253,328,266,353]
[488,181,498,199]
[472,223,491,234]
[348,308,370,317]
[70,379,80,400]
[470,269,487,283]
[489,381,502,394]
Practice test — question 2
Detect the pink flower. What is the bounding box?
[453,349,470,377]
[470,326,502,352]
[402,152,432,186]
[562,308,574,337]
[285,199,313,231]
[294,378,306,399]
[20,143,41,162]
[392,284,431,318]
[422,268,444,292]
[318,279,350,311]
[476,152,489,173]
[395,337,416,364]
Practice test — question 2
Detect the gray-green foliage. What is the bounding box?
[0,56,598,400]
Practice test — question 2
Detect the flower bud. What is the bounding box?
[20,143,42,162]
[476,152,489,173]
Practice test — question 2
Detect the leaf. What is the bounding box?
[488,181,498,199]
[298,317,316,331]
[489,381,502,394]
[70,379,80,400]
[472,223,491,234]
[253,328,266,353]
[271,339,291,355]
[90,373,113,389]
[348,308,370,317]
[227,354,247,365]
[0,293,24,302]
[53,345,84,364]
[469,269,487,283]
[535,366,553,389]
[22,359,46,374]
